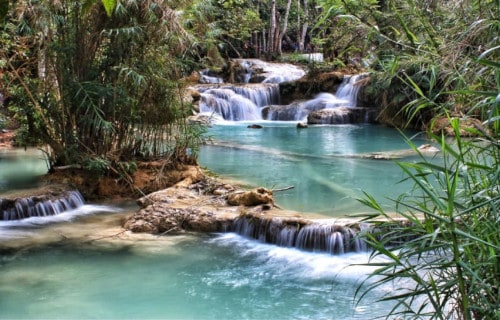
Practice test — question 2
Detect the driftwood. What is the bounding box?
[272,186,295,192]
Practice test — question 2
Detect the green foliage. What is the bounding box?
[2,0,203,186]
[101,0,116,16]
[0,113,6,130]
[82,156,111,174]
[356,120,500,319]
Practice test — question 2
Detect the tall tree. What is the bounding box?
[277,0,293,54]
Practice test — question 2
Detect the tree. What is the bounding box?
[2,0,203,180]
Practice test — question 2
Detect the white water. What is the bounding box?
[198,84,280,121]
[235,59,306,83]
[0,222,403,319]
[335,74,366,107]
[196,59,306,121]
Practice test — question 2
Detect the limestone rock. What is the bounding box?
[123,205,228,234]
[307,107,378,124]
[430,116,489,137]
[227,187,274,206]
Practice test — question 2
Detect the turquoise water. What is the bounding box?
[199,122,429,215]
[0,123,426,319]
[0,148,48,192]
[0,222,395,319]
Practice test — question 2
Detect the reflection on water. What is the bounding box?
[199,123,429,215]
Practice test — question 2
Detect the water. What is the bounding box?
[0,133,415,319]
[0,224,395,319]
[199,122,428,215]
[0,148,48,192]
[0,61,422,318]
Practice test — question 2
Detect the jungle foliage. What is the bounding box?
[357,118,499,319]
[0,0,499,318]
[1,0,204,178]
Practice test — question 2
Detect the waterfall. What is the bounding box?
[263,73,369,122]
[198,84,280,121]
[0,190,85,221]
[199,70,223,84]
[230,214,369,255]
[193,59,305,121]
[335,74,367,108]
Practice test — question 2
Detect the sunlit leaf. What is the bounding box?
[101,0,116,17]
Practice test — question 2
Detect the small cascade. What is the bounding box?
[230,214,369,255]
[199,70,223,84]
[335,74,366,107]
[198,84,280,121]
[0,190,85,221]
[263,73,369,122]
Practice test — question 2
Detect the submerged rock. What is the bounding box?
[247,124,263,129]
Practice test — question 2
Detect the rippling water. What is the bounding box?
[199,122,429,215]
[0,226,396,319]
[0,123,426,318]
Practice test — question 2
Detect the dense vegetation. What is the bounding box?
[1,0,498,318]
[357,125,499,319]
[1,0,498,165]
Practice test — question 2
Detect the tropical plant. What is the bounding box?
[2,0,204,182]
[356,115,499,319]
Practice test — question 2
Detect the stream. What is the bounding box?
[0,60,427,319]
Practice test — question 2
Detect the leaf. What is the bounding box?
[101,0,116,17]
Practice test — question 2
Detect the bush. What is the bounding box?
[356,118,499,319]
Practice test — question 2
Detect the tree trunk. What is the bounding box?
[299,0,308,52]
[277,0,293,55]
[269,0,277,54]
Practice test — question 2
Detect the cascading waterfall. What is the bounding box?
[0,190,85,221]
[195,59,305,121]
[263,73,370,122]
[198,84,280,121]
[230,214,370,255]
[199,70,223,84]
[335,74,366,107]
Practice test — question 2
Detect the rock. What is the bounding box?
[308,108,351,124]
[307,107,378,124]
[123,204,230,234]
[187,114,217,126]
[430,116,490,137]
[227,187,274,206]
[247,124,263,129]
[297,122,308,128]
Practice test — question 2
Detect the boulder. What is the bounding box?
[123,205,228,234]
[307,107,378,124]
[227,187,274,206]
